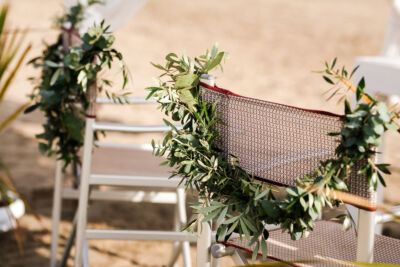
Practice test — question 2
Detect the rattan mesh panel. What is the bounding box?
[201,86,375,203]
[225,221,400,266]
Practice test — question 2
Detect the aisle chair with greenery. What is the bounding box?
[72,69,195,267]
[27,3,194,267]
[201,78,400,266]
[146,46,400,266]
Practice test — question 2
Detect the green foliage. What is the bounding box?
[148,50,398,261]
[0,3,32,253]
[26,3,129,168]
[320,59,399,190]
[0,3,31,207]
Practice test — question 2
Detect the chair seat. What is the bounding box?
[224,221,400,266]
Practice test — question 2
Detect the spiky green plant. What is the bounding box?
[0,3,31,252]
[0,3,31,206]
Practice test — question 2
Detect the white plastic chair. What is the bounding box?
[353,57,400,111]
[194,79,400,266]
[350,56,400,234]
[49,80,196,267]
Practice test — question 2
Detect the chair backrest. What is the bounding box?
[200,83,376,210]
[353,57,400,99]
[351,56,400,232]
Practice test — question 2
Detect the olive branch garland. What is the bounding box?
[25,2,129,168]
[147,47,398,261]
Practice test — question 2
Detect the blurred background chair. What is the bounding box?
[72,84,195,267]
[50,83,195,267]
[350,56,400,234]
[48,7,195,265]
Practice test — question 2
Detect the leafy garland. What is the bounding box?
[26,2,129,167]
[147,45,399,261]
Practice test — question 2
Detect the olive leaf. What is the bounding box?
[175,73,199,89]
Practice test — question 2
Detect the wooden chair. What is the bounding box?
[50,29,195,267]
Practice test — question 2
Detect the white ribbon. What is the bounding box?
[381,0,400,56]
[64,0,147,34]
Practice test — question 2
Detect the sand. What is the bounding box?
[0,0,398,266]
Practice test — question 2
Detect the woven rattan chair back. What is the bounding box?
[200,84,376,208]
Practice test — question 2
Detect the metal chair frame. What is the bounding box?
[210,204,400,266]
[194,74,400,267]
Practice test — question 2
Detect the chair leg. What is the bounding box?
[167,202,181,267]
[181,241,192,267]
[177,187,192,267]
[167,187,192,267]
[196,198,212,267]
[356,209,375,263]
[211,256,220,267]
[197,220,211,267]
[74,118,95,267]
[83,240,90,267]
[50,160,64,267]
